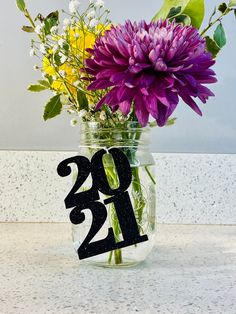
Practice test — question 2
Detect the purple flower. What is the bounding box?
[85,20,217,127]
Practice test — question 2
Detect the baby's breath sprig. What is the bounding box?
[16,0,127,126]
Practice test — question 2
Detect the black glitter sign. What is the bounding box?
[57,148,148,260]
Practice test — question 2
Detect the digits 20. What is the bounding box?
[57,148,148,260]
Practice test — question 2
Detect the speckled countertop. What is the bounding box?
[1,223,236,314]
[1,151,235,224]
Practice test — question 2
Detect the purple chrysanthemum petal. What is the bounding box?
[85,19,217,126]
[117,86,135,102]
[180,93,202,116]
[95,96,106,110]
[134,94,149,126]
[119,100,132,115]
[144,95,158,119]
[87,79,114,90]
[157,101,178,127]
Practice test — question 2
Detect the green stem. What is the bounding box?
[114,249,122,264]
[105,166,123,265]
[145,166,156,185]
[51,60,78,106]
[132,167,145,225]
[24,9,36,28]
[200,8,232,36]
[24,8,44,42]
[108,250,113,264]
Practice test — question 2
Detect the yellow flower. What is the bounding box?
[69,28,95,58]
[68,24,108,58]
[42,24,110,104]
[43,57,56,76]
[43,57,77,96]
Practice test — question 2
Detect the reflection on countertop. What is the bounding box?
[0,223,236,314]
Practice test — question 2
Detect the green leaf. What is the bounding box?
[167,6,182,18]
[229,0,236,8]
[62,42,69,51]
[22,26,34,33]
[38,80,51,88]
[214,23,227,48]
[166,118,177,126]
[28,84,48,92]
[53,53,62,66]
[205,36,221,58]
[46,11,59,20]
[48,76,53,85]
[149,118,177,127]
[183,0,205,28]
[152,0,205,29]
[16,0,26,12]
[43,94,63,121]
[175,14,191,25]
[44,11,59,35]
[218,3,228,13]
[77,89,89,111]
[34,13,44,23]
[234,9,236,18]
[149,121,157,128]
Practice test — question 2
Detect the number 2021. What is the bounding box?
[57,148,148,260]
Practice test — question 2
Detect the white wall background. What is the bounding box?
[0,0,236,153]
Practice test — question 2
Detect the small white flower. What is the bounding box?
[68,109,76,114]
[52,75,57,80]
[35,24,43,35]
[50,26,58,34]
[63,18,71,26]
[73,80,80,87]
[39,44,47,54]
[78,109,88,118]
[89,18,98,28]
[59,70,66,77]
[63,19,71,31]
[60,95,69,104]
[69,0,80,13]
[118,114,125,121]
[58,38,65,48]
[87,10,96,19]
[52,44,58,53]
[95,0,104,8]
[99,111,106,121]
[89,103,95,110]
[70,118,78,127]
[61,55,67,64]
[30,48,35,57]
[59,52,67,64]
[41,72,47,78]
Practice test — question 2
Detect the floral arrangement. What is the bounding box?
[16,0,236,266]
[16,0,236,128]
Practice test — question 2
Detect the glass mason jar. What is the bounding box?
[72,121,156,267]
